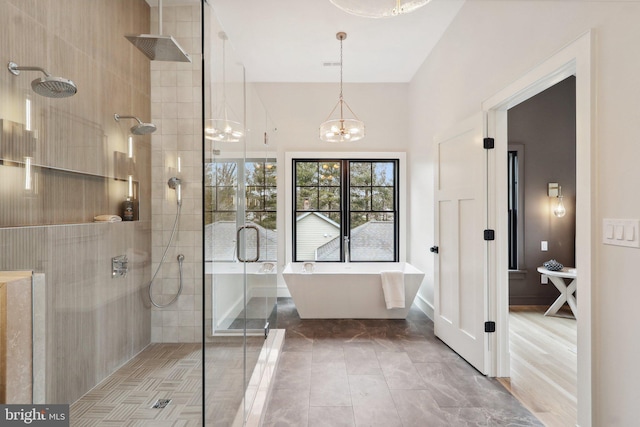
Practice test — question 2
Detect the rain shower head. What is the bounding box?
[125,34,191,63]
[124,0,191,63]
[114,114,157,135]
[8,61,77,98]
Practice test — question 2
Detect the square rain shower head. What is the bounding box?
[125,34,192,62]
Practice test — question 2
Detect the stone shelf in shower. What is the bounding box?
[0,156,140,228]
[0,118,136,181]
[0,118,141,227]
[0,157,137,185]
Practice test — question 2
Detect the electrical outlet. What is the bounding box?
[541,274,548,285]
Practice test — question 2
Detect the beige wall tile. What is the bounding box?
[1,0,152,404]
[149,4,202,344]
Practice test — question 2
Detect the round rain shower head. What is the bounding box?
[8,61,77,98]
[31,76,77,98]
[114,114,156,135]
[131,122,157,135]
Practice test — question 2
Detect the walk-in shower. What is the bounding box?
[114,114,157,135]
[148,177,183,308]
[7,61,77,98]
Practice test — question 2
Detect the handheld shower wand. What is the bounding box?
[168,177,182,206]
[148,177,184,308]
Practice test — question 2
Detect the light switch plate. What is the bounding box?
[603,219,640,248]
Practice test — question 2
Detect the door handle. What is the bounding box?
[430,246,439,254]
[237,225,260,262]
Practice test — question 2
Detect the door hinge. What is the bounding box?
[483,137,495,149]
[483,229,495,241]
[485,321,496,333]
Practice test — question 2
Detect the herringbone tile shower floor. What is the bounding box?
[70,337,263,427]
[70,343,204,426]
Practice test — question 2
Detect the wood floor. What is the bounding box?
[498,306,577,427]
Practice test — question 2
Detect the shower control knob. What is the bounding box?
[429,246,439,254]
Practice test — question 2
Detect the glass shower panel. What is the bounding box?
[203,3,279,424]
[203,0,248,336]
[244,88,278,336]
[240,86,279,421]
[203,4,251,426]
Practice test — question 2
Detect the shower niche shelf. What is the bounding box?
[0,119,141,228]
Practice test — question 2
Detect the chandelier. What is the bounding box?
[329,0,431,18]
[319,32,365,143]
[205,31,244,142]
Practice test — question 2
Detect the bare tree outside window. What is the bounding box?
[293,159,398,262]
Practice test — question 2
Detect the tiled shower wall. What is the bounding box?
[149,3,203,343]
[0,0,152,404]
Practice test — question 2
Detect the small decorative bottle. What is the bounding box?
[122,197,134,221]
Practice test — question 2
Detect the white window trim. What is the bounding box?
[284,151,407,264]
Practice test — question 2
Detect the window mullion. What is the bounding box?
[343,160,349,262]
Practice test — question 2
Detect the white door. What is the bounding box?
[433,115,488,374]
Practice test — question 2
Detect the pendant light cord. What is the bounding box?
[339,34,344,120]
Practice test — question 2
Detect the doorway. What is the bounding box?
[501,77,577,426]
[483,31,593,427]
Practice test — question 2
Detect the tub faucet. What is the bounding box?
[344,236,350,263]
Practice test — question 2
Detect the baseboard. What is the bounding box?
[414,293,434,321]
[509,296,557,306]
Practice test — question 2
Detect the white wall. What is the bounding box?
[408,1,640,425]
[254,83,410,151]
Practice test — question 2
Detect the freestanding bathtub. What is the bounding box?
[282,262,425,319]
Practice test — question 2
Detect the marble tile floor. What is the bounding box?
[263,298,543,427]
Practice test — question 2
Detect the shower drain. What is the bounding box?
[152,399,172,409]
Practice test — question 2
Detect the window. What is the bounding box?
[293,159,399,262]
[205,159,277,261]
[508,145,524,270]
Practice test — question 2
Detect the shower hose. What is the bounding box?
[148,203,184,308]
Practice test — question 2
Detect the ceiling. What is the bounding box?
[206,0,465,83]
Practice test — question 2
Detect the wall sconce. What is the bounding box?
[548,182,566,217]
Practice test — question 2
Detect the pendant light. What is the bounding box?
[319,32,365,143]
[205,32,244,143]
[329,0,431,18]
